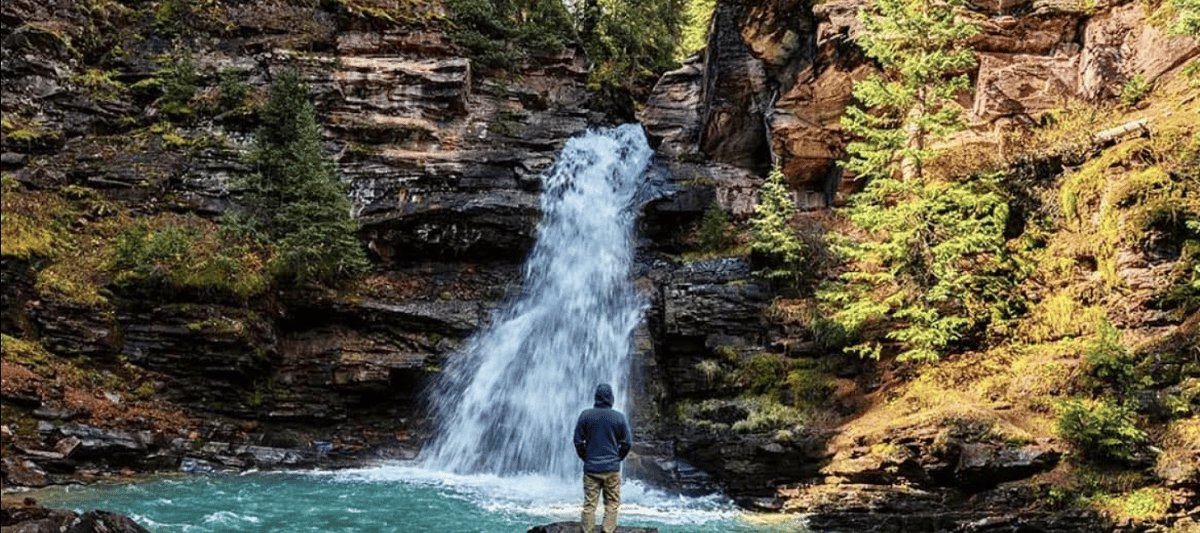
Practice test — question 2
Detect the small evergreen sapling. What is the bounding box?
[750,167,805,288]
[235,68,368,286]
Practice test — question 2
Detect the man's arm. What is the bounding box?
[573,412,588,459]
[617,413,632,460]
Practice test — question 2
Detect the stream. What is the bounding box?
[31,465,812,532]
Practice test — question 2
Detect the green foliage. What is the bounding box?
[1083,319,1139,396]
[445,0,576,71]
[235,68,369,286]
[578,0,688,93]
[744,353,787,395]
[156,45,198,122]
[678,0,715,61]
[750,167,805,288]
[1056,397,1147,464]
[1094,487,1174,522]
[217,67,250,111]
[786,364,835,407]
[819,172,1018,362]
[153,0,192,35]
[1168,0,1200,36]
[72,68,128,101]
[697,201,732,252]
[1,334,54,367]
[731,397,810,433]
[109,216,269,299]
[841,0,978,182]
[827,0,995,361]
[1119,72,1151,108]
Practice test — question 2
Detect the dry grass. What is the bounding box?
[1,335,192,442]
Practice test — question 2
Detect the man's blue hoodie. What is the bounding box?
[573,384,632,473]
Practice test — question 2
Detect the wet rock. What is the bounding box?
[955,443,1061,490]
[528,522,657,533]
[639,58,704,162]
[662,258,770,338]
[32,406,89,421]
[626,455,719,497]
[64,510,154,533]
[54,424,153,458]
[1,500,152,533]
[1,457,49,487]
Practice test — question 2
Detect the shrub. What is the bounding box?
[731,396,810,433]
[217,67,250,111]
[156,45,198,122]
[1168,0,1200,36]
[1083,318,1139,396]
[819,172,1018,362]
[445,0,576,71]
[1056,397,1147,464]
[1119,72,1152,108]
[744,353,787,395]
[697,201,732,252]
[110,216,269,299]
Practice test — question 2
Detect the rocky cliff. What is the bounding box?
[634,0,1197,531]
[2,0,598,483]
[2,0,1198,532]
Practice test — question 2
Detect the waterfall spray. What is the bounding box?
[424,124,655,479]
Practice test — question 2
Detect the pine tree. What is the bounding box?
[818,0,996,362]
[841,0,978,182]
[819,172,1016,362]
[576,0,688,90]
[750,167,805,288]
[237,68,368,285]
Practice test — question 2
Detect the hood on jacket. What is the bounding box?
[593,383,614,408]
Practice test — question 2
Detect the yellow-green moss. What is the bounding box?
[0,403,38,439]
[731,396,810,433]
[1,180,70,260]
[71,68,128,100]
[1021,291,1106,342]
[0,334,53,366]
[0,115,62,145]
[1091,486,1173,522]
[109,214,270,299]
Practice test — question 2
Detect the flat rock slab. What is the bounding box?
[528,522,658,533]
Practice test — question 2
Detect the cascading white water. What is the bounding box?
[423,124,655,479]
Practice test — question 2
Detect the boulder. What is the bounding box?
[1,500,151,533]
[955,442,1061,490]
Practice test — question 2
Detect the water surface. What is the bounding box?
[34,465,811,533]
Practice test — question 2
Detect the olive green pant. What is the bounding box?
[580,471,621,533]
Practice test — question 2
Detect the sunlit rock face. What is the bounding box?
[640,0,1199,212]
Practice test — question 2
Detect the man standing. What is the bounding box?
[573,383,632,533]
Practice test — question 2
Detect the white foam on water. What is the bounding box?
[313,464,740,526]
[202,510,260,524]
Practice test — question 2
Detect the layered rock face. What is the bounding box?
[639,0,1199,212]
[1,0,597,483]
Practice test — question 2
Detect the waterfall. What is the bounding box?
[423,124,655,479]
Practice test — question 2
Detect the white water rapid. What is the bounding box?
[423,124,655,479]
